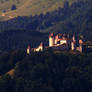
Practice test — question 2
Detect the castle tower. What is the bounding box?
[71,35,76,50]
[71,42,76,51]
[72,35,76,42]
[39,42,44,52]
[27,45,31,54]
[49,33,54,47]
[79,40,83,52]
[62,34,66,40]
[55,35,59,45]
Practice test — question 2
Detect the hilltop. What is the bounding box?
[0,0,76,21]
[0,50,92,92]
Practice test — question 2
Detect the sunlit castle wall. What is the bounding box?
[34,43,43,52]
[27,45,31,54]
[49,33,54,47]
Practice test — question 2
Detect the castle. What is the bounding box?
[27,33,84,54]
[48,33,83,52]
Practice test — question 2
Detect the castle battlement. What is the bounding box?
[27,33,84,54]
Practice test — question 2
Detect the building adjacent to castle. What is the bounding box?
[27,42,44,54]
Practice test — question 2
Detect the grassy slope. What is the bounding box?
[0,0,26,12]
[0,0,74,21]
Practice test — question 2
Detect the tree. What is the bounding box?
[11,5,16,10]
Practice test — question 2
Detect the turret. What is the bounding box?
[71,35,76,50]
[55,35,59,45]
[27,45,31,54]
[71,41,76,51]
[79,40,83,52]
[39,42,44,51]
[62,34,66,40]
[72,35,76,42]
[49,33,54,47]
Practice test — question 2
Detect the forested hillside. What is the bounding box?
[0,50,92,92]
[0,0,75,21]
[0,30,48,51]
[0,0,91,51]
[0,0,26,13]
[0,0,92,92]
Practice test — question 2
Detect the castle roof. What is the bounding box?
[79,40,83,44]
[49,33,54,37]
[27,45,31,49]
